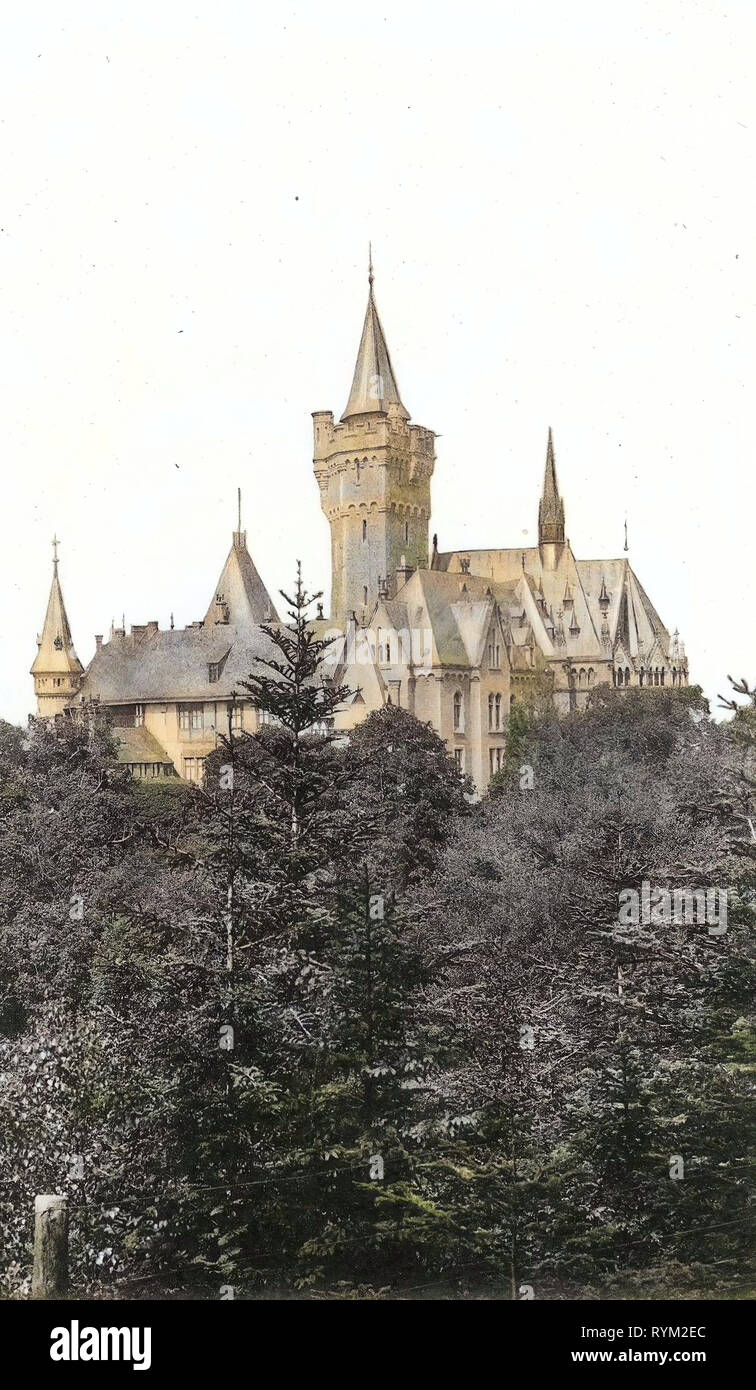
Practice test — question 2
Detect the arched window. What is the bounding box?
[639,669,644,687]
[488,692,494,730]
[355,459,360,482]
[672,667,677,685]
[660,668,665,685]
[453,691,463,732]
[495,692,502,729]
[578,668,586,688]
[654,668,659,686]
[617,667,624,687]
[362,519,367,542]
[587,668,594,686]
[404,521,409,544]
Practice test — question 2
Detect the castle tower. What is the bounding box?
[31,537,84,716]
[538,427,566,571]
[313,256,436,627]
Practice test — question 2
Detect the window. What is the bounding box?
[183,757,205,785]
[616,668,624,687]
[625,667,630,686]
[209,663,219,684]
[355,459,360,482]
[453,690,463,732]
[587,669,594,687]
[362,519,367,541]
[230,703,243,732]
[495,693,502,729]
[135,704,144,727]
[488,641,501,669]
[489,747,503,776]
[660,668,665,685]
[454,748,464,771]
[179,705,203,731]
[404,521,409,544]
[488,692,495,730]
[363,586,368,606]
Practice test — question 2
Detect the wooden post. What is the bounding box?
[32,1194,68,1299]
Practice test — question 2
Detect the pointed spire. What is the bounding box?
[341,255,409,422]
[538,427,565,547]
[203,528,279,628]
[31,537,84,686]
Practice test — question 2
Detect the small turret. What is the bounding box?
[538,427,566,571]
[31,536,84,717]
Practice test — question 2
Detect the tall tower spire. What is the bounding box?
[313,258,435,626]
[31,537,84,716]
[340,251,409,422]
[538,427,566,570]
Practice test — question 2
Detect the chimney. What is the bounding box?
[395,554,414,591]
[146,621,159,636]
[94,634,103,651]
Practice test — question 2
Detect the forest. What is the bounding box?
[0,576,753,1300]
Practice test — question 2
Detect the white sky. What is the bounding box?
[1,1,753,723]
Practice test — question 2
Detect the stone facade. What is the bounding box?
[31,265,689,792]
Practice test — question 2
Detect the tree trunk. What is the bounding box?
[32,1194,68,1299]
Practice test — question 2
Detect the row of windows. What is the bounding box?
[615,666,686,688]
[173,703,274,732]
[453,690,512,734]
[454,746,506,778]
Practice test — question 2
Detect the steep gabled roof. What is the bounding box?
[79,622,283,704]
[203,531,279,628]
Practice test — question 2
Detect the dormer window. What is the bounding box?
[54,635,63,650]
[209,662,220,683]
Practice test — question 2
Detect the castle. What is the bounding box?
[32,263,688,791]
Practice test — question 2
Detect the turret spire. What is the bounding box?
[31,537,84,716]
[538,427,565,549]
[341,255,409,422]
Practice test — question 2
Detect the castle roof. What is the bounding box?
[203,530,279,627]
[31,542,84,677]
[341,261,409,422]
[433,545,672,666]
[112,725,176,768]
[78,622,282,705]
